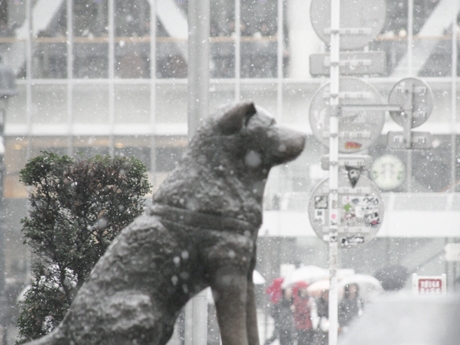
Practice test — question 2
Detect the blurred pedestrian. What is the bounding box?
[278,287,295,345]
[293,282,314,345]
[264,277,284,345]
[312,290,329,345]
[338,283,363,332]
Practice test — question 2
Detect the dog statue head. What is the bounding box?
[153,101,306,226]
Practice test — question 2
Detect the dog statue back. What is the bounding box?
[24,101,306,345]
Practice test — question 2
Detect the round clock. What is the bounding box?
[371,154,406,190]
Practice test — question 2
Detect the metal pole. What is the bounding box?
[185,291,208,345]
[150,0,157,189]
[328,0,340,344]
[108,0,115,157]
[407,0,413,77]
[406,0,414,192]
[66,0,74,156]
[451,0,457,191]
[187,0,210,140]
[0,103,6,345]
[185,0,209,344]
[234,0,241,102]
[276,0,283,121]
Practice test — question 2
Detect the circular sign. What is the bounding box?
[309,77,385,153]
[370,154,405,190]
[310,0,386,50]
[308,173,384,247]
[388,77,434,128]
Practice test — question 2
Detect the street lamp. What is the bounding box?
[0,61,17,345]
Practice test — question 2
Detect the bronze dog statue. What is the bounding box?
[25,101,306,345]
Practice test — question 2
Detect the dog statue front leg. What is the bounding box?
[212,270,249,345]
[246,278,260,345]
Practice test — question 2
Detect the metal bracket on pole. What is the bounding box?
[321,154,372,170]
[402,111,413,149]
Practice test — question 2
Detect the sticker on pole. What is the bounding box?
[309,77,385,153]
[308,173,384,247]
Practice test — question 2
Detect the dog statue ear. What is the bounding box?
[217,101,257,135]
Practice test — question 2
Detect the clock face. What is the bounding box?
[371,154,406,190]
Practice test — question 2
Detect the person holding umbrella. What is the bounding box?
[264,277,284,345]
[292,281,314,345]
[338,283,364,332]
[313,289,330,345]
[278,287,296,345]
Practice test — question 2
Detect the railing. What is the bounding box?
[1,34,459,79]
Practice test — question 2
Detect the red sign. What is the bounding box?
[417,278,443,294]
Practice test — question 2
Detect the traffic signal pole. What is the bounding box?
[328,1,340,345]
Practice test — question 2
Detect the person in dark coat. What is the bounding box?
[313,290,329,345]
[338,283,363,332]
[278,287,296,345]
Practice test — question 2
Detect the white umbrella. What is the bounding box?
[253,270,266,285]
[339,274,383,301]
[307,278,331,298]
[282,265,329,287]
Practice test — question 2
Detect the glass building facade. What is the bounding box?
[1,0,460,342]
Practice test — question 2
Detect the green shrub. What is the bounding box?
[16,152,151,343]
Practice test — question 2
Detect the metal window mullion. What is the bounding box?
[26,0,33,160]
[451,0,457,192]
[66,0,74,156]
[150,0,157,187]
[407,0,413,76]
[22,2,34,338]
[108,0,115,157]
[405,0,414,192]
[234,0,241,102]
[276,0,283,122]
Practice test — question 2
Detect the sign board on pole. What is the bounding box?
[310,0,386,50]
[308,173,384,247]
[412,274,447,295]
[321,154,372,171]
[309,77,385,153]
[387,131,432,149]
[388,77,434,129]
[445,243,460,262]
[310,51,387,76]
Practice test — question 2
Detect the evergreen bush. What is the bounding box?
[16,152,151,343]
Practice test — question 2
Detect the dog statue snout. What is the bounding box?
[272,126,306,165]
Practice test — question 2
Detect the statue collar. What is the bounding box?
[148,204,258,234]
